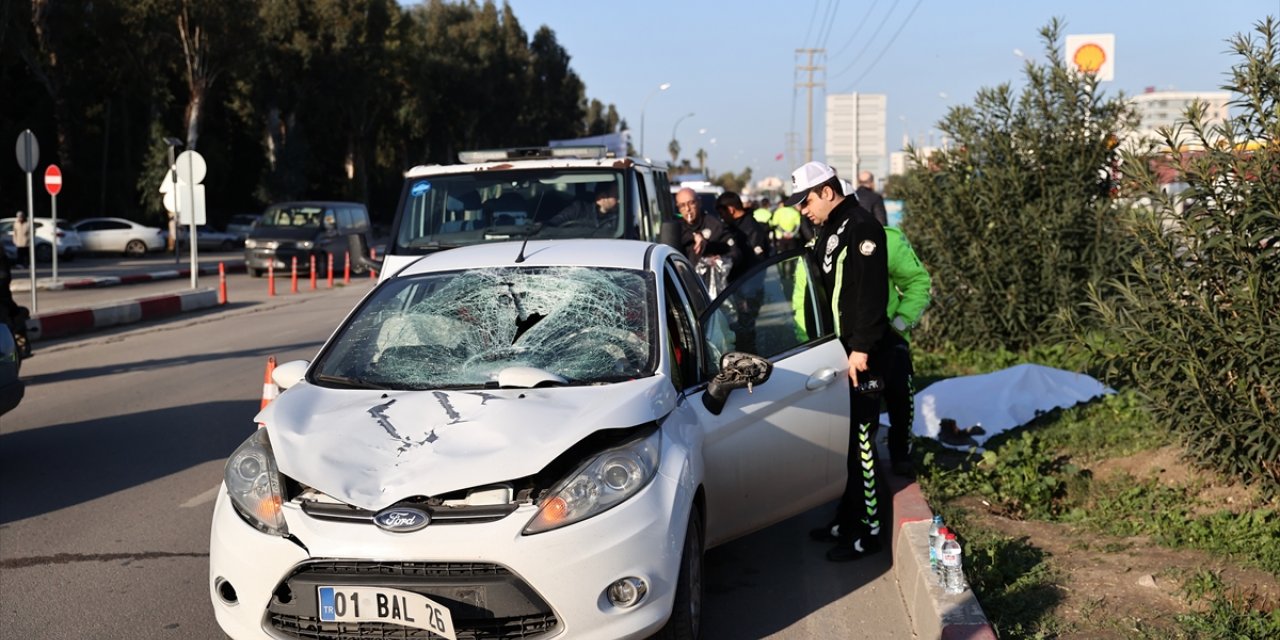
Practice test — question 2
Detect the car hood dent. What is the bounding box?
[263,376,674,511]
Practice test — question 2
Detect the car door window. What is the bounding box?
[699,251,829,369]
[663,264,701,390]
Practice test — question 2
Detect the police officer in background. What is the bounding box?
[784,161,895,562]
[716,191,770,283]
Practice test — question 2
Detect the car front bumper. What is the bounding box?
[209,470,691,640]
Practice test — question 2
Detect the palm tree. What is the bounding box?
[696,148,707,174]
[668,139,681,165]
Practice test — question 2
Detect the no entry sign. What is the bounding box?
[45,164,63,196]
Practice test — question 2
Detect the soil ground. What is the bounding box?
[953,445,1279,638]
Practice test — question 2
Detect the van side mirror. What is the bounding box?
[701,352,773,415]
[346,233,382,274]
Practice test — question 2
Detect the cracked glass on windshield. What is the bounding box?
[312,266,656,389]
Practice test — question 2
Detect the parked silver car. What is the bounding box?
[73,217,167,257]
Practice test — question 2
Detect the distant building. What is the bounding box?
[1127,88,1230,147]
[825,93,886,186]
[889,146,946,176]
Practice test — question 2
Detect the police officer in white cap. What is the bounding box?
[784,161,893,561]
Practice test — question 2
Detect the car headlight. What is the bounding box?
[224,428,289,536]
[244,238,258,248]
[297,240,315,250]
[524,428,661,535]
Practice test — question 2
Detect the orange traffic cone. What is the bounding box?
[261,356,279,410]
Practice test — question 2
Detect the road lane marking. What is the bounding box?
[181,484,221,508]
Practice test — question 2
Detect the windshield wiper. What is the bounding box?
[313,373,386,390]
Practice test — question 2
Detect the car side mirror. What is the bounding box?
[346,233,381,274]
[701,352,773,415]
[272,360,309,390]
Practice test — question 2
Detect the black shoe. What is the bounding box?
[825,535,882,562]
[808,522,840,543]
[891,460,915,477]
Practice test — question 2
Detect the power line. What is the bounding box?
[828,0,880,60]
[845,0,924,90]
[801,0,820,50]
[815,0,842,53]
[828,2,900,80]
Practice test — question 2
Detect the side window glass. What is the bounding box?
[699,253,828,364]
[633,173,649,240]
[654,172,675,221]
[663,268,700,389]
[672,259,709,316]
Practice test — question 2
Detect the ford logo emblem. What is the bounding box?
[373,507,431,533]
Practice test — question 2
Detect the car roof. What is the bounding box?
[404,156,654,179]
[393,239,667,277]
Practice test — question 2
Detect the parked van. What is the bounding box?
[244,201,371,277]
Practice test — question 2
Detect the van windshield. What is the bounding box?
[394,169,628,252]
[261,206,325,229]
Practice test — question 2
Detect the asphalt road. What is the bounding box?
[0,258,914,640]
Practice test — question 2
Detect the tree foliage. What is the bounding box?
[1086,18,1280,490]
[895,19,1135,351]
[0,0,611,224]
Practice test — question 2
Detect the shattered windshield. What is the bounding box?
[395,169,628,251]
[312,266,656,389]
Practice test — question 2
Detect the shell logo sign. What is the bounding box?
[1065,33,1115,81]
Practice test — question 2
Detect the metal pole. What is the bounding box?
[188,150,198,289]
[168,145,180,265]
[25,172,36,312]
[50,194,58,283]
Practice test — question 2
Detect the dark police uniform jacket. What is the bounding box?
[810,197,889,354]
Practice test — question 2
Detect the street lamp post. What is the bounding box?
[163,137,184,264]
[670,112,694,163]
[639,82,671,157]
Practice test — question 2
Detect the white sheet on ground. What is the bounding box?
[879,363,1114,449]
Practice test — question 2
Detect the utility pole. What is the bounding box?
[795,48,824,163]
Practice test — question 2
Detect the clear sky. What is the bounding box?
[463,1,1275,184]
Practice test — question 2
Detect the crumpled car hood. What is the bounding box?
[260,376,675,511]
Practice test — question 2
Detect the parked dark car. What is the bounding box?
[243,202,372,277]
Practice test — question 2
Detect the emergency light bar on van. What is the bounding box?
[457,146,609,164]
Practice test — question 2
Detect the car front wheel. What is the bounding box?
[125,239,147,257]
[652,505,703,640]
[34,244,52,263]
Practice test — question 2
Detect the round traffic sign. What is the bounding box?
[45,164,63,196]
[15,130,39,173]
[175,149,207,185]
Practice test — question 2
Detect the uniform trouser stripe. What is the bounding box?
[859,422,880,535]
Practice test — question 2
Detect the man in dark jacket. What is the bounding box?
[784,161,895,561]
[854,171,888,226]
[715,191,770,283]
[675,187,740,296]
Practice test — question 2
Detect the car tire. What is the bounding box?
[248,267,262,278]
[653,505,703,640]
[125,239,147,258]
[34,244,52,263]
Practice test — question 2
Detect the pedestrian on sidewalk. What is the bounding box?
[12,211,30,266]
[784,161,895,562]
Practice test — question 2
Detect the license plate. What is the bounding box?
[318,586,457,640]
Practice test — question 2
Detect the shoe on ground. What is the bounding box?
[808,522,840,543]
[891,460,915,477]
[826,535,882,562]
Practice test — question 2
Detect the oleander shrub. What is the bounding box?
[1085,18,1280,491]
[896,18,1136,352]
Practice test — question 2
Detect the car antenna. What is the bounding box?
[515,193,548,263]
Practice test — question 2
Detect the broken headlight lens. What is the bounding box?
[524,428,661,535]
[224,428,289,536]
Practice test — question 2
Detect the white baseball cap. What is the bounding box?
[782,161,837,206]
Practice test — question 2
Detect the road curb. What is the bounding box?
[888,472,997,640]
[28,288,220,341]
[10,261,245,292]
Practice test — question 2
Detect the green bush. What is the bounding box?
[896,18,1135,352]
[1085,18,1280,490]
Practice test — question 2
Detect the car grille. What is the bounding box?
[267,561,559,640]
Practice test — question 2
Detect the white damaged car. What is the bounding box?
[209,239,853,640]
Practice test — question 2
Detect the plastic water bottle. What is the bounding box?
[941,532,965,594]
[931,526,950,574]
[927,515,944,573]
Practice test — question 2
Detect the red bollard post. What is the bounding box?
[218,262,228,305]
[310,255,317,290]
[343,251,351,285]
[291,256,299,294]
[327,253,334,289]
[370,247,378,281]
[268,263,276,297]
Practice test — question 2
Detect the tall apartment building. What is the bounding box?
[825,93,886,185]
[1128,89,1231,146]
